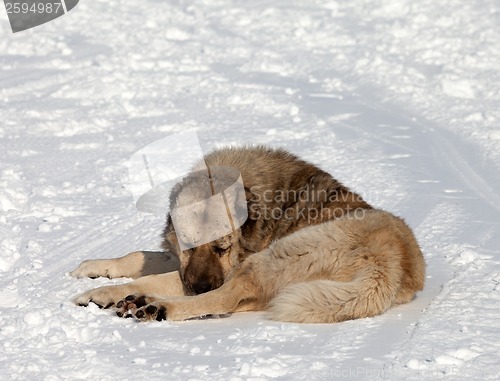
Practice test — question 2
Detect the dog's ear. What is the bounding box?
[244,186,253,201]
[161,214,181,254]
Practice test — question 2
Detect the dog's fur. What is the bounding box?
[72,146,425,323]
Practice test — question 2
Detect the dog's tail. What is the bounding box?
[266,265,401,324]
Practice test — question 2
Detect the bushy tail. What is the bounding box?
[266,268,399,324]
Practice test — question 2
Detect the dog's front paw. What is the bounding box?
[73,285,134,309]
[70,259,115,279]
[115,295,167,322]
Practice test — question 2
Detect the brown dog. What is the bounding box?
[72,146,425,323]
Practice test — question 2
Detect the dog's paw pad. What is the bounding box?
[121,294,148,308]
[115,310,134,318]
[116,294,158,320]
[135,310,145,319]
[145,305,157,315]
[132,303,167,322]
[156,307,167,321]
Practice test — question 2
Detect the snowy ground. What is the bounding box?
[1,0,500,380]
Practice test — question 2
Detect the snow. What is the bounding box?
[1,0,500,380]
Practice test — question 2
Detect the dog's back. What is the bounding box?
[197,146,373,253]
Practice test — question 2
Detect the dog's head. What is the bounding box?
[161,166,248,294]
[163,224,245,294]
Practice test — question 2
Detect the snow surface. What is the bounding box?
[1,0,500,380]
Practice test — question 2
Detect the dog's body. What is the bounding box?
[72,146,425,323]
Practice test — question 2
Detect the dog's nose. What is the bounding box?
[192,281,212,294]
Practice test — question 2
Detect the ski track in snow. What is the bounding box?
[1,1,500,380]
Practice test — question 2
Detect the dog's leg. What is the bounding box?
[115,238,321,321]
[116,265,263,321]
[70,251,179,279]
[73,271,187,308]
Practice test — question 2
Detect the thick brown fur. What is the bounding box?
[72,146,425,323]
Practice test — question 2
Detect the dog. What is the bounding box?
[71,146,425,323]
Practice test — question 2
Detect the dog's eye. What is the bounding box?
[214,246,229,256]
